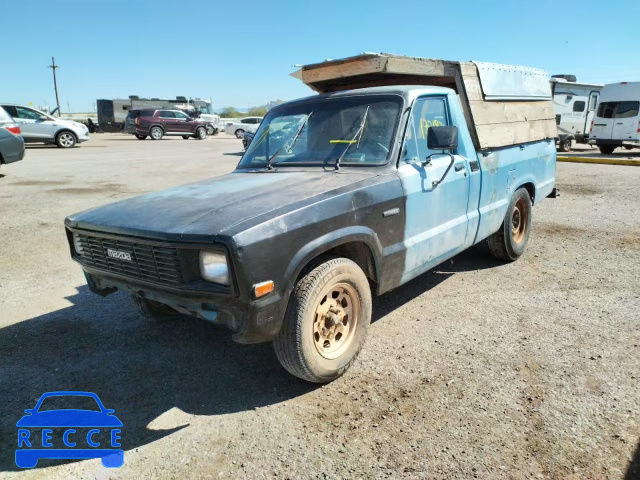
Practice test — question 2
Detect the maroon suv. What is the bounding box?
[124,109,209,140]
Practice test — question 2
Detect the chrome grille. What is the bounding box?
[74,233,184,285]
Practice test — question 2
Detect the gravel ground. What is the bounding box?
[1,134,638,479]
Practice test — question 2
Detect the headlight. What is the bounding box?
[73,233,84,255]
[199,250,230,285]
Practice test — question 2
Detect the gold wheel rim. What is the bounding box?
[313,282,360,360]
[511,197,528,244]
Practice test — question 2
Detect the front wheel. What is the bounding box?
[274,257,372,383]
[234,129,245,139]
[56,131,77,148]
[487,187,532,262]
[206,124,215,135]
[196,126,207,140]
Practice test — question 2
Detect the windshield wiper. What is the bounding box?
[333,105,369,171]
[266,112,312,170]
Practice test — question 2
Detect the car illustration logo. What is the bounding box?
[15,391,123,468]
[106,249,131,261]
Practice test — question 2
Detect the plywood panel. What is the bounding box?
[469,100,555,125]
[301,56,386,84]
[384,56,449,77]
[475,119,557,149]
[461,74,484,101]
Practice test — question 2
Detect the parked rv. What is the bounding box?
[589,82,640,154]
[550,75,602,152]
[65,53,556,383]
[97,97,214,132]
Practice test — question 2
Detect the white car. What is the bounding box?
[225,117,263,138]
[0,104,90,148]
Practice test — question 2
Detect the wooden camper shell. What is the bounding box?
[293,53,557,151]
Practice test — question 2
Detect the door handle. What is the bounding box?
[454,163,466,172]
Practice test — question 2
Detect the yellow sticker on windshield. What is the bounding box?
[329,140,358,144]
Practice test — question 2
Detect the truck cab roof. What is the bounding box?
[275,85,456,111]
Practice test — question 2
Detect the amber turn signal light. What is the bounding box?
[253,280,274,298]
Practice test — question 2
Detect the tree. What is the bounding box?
[219,107,243,118]
[247,106,268,117]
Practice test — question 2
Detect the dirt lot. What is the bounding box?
[1,134,638,479]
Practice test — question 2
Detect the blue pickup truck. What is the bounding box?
[65,54,557,383]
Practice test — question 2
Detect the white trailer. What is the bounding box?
[589,82,640,154]
[550,76,602,152]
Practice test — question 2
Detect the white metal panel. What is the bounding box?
[473,61,552,101]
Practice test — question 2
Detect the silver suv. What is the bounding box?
[1,104,90,148]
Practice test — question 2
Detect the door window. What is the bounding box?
[573,101,586,112]
[596,102,616,118]
[174,112,189,120]
[2,106,18,117]
[402,97,449,162]
[597,101,640,119]
[615,101,639,118]
[159,111,175,118]
[15,107,44,120]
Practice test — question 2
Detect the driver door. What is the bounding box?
[397,96,471,282]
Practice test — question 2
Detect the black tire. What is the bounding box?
[131,293,178,322]
[624,145,633,150]
[487,187,532,262]
[273,257,372,383]
[206,124,215,136]
[149,126,164,140]
[196,126,207,140]
[234,129,245,139]
[557,138,571,152]
[599,145,616,155]
[56,131,76,148]
[182,135,190,140]
[135,134,147,140]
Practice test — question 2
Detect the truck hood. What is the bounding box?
[66,170,376,241]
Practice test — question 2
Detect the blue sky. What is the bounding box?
[2,0,639,113]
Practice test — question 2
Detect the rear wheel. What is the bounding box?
[599,145,616,155]
[56,131,76,148]
[273,257,372,383]
[196,126,207,140]
[234,128,245,139]
[150,126,163,140]
[557,138,571,152]
[487,187,532,262]
[131,293,178,322]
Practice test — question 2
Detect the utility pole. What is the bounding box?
[48,56,61,117]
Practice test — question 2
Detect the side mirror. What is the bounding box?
[426,125,458,150]
[38,116,49,122]
[424,126,459,188]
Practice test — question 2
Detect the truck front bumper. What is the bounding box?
[82,268,285,344]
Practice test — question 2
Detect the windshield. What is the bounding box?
[238,95,402,168]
